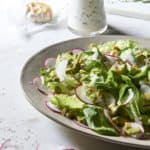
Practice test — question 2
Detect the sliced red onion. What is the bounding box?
[32,77,51,96]
[104,53,119,63]
[45,95,61,113]
[75,85,103,105]
[73,120,90,129]
[71,48,84,54]
[44,57,56,69]
[0,139,11,150]
[104,109,121,134]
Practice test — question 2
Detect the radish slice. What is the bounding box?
[75,85,103,105]
[56,60,68,82]
[75,86,93,105]
[45,95,61,113]
[44,57,56,68]
[71,48,84,55]
[45,101,61,113]
[32,77,51,96]
[104,53,119,62]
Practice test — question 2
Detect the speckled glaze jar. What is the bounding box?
[68,0,107,35]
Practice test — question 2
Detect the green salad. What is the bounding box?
[35,40,150,138]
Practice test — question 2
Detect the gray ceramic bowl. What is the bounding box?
[20,35,150,149]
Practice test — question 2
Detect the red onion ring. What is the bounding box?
[75,85,103,105]
[104,53,120,60]
[71,48,84,54]
[32,77,53,96]
[32,77,48,96]
[45,95,61,113]
[44,57,56,69]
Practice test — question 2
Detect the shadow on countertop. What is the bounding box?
[104,25,125,35]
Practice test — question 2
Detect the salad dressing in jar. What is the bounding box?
[68,0,107,35]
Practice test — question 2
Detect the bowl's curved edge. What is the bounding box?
[20,35,150,149]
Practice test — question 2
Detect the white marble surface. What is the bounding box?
[0,0,150,149]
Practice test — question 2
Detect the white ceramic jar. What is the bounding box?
[68,0,107,35]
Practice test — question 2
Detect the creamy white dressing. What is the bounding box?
[56,60,68,81]
[68,0,107,35]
